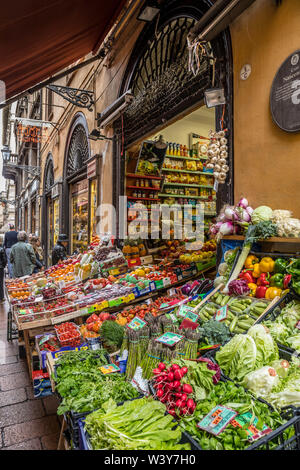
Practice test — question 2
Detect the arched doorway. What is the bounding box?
[114,0,233,232]
[62,113,91,254]
[42,153,55,266]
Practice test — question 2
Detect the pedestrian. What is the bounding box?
[3,223,18,278]
[30,236,44,273]
[0,235,7,302]
[35,237,44,265]
[10,231,36,278]
[52,234,68,266]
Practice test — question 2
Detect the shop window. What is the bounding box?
[71,179,89,253]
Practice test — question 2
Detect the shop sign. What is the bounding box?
[87,159,97,179]
[71,179,88,195]
[51,183,61,199]
[14,118,52,144]
[270,50,300,132]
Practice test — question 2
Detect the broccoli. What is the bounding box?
[199,320,231,346]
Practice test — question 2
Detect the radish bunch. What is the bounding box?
[152,362,196,417]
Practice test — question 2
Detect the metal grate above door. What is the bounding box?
[44,155,54,193]
[66,124,89,178]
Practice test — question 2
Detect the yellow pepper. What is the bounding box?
[259,257,275,273]
[244,255,259,270]
[248,283,257,297]
[252,263,261,278]
[265,287,282,300]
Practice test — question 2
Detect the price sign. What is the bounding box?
[99,364,120,375]
[198,405,238,436]
[184,310,199,323]
[127,317,147,331]
[231,412,272,442]
[214,305,228,322]
[156,332,183,347]
[177,305,195,318]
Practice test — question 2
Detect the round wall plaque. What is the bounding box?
[270,50,300,132]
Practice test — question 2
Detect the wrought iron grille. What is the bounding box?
[118,15,214,145]
[66,124,89,178]
[44,156,54,192]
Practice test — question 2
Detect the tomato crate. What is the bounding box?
[54,322,82,348]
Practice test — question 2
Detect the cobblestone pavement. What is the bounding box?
[0,301,61,450]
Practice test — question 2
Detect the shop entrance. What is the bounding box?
[115,0,233,238]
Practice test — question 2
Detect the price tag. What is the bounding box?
[38,334,54,346]
[87,306,96,314]
[156,332,184,347]
[163,277,171,287]
[34,296,44,303]
[213,180,219,192]
[19,309,33,316]
[99,363,120,375]
[100,300,108,310]
[214,305,228,322]
[198,344,221,351]
[127,293,135,302]
[231,412,272,442]
[184,310,199,323]
[177,305,195,318]
[197,405,238,436]
[127,317,147,330]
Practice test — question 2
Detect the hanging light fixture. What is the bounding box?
[88,129,114,141]
[137,1,160,22]
[154,134,167,150]
[204,88,226,108]
[1,145,11,163]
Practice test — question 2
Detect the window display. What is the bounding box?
[89,179,97,242]
[71,179,88,253]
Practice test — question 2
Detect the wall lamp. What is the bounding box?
[137,1,160,22]
[88,129,114,141]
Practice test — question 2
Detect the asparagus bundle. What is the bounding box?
[139,340,161,380]
[125,329,142,380]
[183,328,201,360]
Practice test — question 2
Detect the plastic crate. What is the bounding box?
[54,322,82,348]
[256,292,299,356]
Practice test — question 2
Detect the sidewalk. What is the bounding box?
[0,301,61,450]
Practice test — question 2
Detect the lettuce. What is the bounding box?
[215,334,257,381]
[247,324,279,367]
[243,366,279,397]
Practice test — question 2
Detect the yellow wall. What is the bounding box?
[231,0,300,217]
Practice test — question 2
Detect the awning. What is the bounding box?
[0,0,127,101]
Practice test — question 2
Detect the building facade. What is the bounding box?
[1,0,300,266]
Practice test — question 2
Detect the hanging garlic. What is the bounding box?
[206,163,214,169]
[211,156,218,164]
[220,138,227,146]
[220,145,228,152]
[214,164,221,172]
[220,151,227,158]
[222,165,229,172]
[219,158,227,165]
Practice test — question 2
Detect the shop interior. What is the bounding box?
[125,105,216,243]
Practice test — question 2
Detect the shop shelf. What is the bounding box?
[164,154,208,161]
[126,173,162,180]
[127,196,160,201]
[158,193,213,199]
[163,182,214,189]
[126,186,160,190]
[161,168,212,175]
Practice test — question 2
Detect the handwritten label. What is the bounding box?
[99,363,120,375]
[197,405,238,436]
[156,332,184,347]
[127,317,147,331]
[231,412,272,442]
[184,310,199,323]
[214,305,228,322]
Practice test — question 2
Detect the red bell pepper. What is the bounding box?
[256,286,268,298]
[283,274,292,290]
[239,270,255,284]
[257,273,270,287]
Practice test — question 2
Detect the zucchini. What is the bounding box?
[229,306,244,314]
[220,295,230,307]
[229,316,238,333]
[233,327,245,334]
[238,320,254,330]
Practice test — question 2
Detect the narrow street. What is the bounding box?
[0,301,61,450]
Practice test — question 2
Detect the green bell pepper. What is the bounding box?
[287,259,300,277]
[274,258,289,274]
[270,273,284,288]
[292,279,300,295]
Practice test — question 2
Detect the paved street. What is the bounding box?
[0,301,61,450]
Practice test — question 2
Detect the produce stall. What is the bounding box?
[5,199,300,451]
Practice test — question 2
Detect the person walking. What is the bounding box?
[52,234,68,266]
[35,237,44,265]
[0,235,7,301]
[3,223,18,278]
[30,236,44,273]
[10,231,36,278]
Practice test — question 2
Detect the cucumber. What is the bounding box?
[232,302,247,310]
[205,305,217,315]
[238,320,254,329]
[233,327,246,334]
[229,306,244,314]
[238,314,250,320]
[254,302,268,308]
[215,294,223,305]
[220,295,230,307]
[226,311,235,320]
[229,316,238,332]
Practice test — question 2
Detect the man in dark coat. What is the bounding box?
[3,223,18,278]
[52,234,68,266]
[0,236,7,301]
[10,231,36,278]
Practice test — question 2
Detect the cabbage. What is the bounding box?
[286,335,300,352]
[215,334,257,382]
[264,321,290,344]
[243,366,279,397]
[251,206,273,224]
